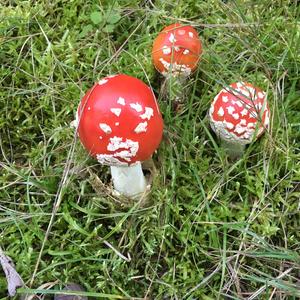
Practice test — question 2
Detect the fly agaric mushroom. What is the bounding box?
[151,23,202,105]
[152,23,202,77]
[209,82,270,158]
[75,74,163,199]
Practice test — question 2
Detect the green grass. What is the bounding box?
[1,0,300,299]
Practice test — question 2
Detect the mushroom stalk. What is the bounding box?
[221,140,245,160]
[110,163,147,198]
[163,75,188,104]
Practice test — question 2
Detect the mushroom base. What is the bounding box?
[163,75,188,104]
[110,163,148,199]
[221,140,246,160]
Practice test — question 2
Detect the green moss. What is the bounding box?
[0,0,299,299]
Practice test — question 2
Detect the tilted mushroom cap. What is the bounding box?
[76,74,163,166]
[152,23,202,77]
[209,82,270,144]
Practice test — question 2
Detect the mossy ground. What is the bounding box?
[0,0,299,299]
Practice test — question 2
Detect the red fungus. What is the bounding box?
[152,23,202,77]
[209,82,270,158]
[75,74,164,198]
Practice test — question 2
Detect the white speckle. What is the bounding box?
[99,136,103,139]
[248,87,256,96]
[188,32,194,38]
[178,29,185,35]
[158,57,191,77]
[240,119,247,126]
[241,89,250,97]
[241,109,248,116]
[217,107,224,117]
[234,125,247,134]
[232,100,243,107]
[264,111,270,126]
[174,46,180,52]
[107,137,138,153]
[162,46,171,55]
[99,123,112,134]
[255,103,262,110]
[96,154,128,166]
[183,49,190,55]
[260,98,268,112]
[107,136,122,149]
[234,125,246,134]
[140,107,154,120]
[242,131,251,139]
[222,96,229,103]
[88,106,91,110]
[113,151,132,161]
[236,82,244,89]
[247,122,255,129]
[106,136,139,162]
[115,122,119,126]
[130,103,143,112]
[226,106,235,115]
[233,113,240,120]
[134,122,148,133]
[117,97,126,106]
[257,92,264,98]
[98,79,108,85]
[169,33,176,43]
[226,122,234,130]
[110,108,122,117]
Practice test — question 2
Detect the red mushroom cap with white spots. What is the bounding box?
[76,74,164,166]
[209,82,270,144]
[152,23,202,77]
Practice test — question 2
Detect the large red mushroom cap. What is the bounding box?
[152,23,202,77]
[76,74,163,166]
[209,82,270,144]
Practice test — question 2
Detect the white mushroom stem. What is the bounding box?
[110,163,147,199]
[221,140,246,160]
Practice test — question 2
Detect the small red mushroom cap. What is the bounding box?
[152,23,202,77]
[76,74,164,166]
[209,82,270,144]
